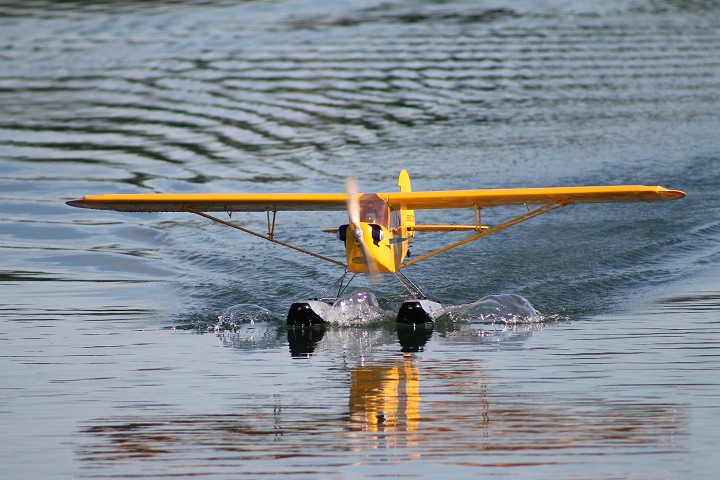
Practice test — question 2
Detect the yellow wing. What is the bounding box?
[66,185,684,212]
[380,185,685,210]
[66,193,348,212]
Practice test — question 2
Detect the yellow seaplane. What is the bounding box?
[67,170,685,325]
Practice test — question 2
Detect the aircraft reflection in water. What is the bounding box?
[348,356,421,456]
[79,323,687,474]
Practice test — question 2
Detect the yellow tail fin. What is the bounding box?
[397,170,415,235]
[398,169,412,193]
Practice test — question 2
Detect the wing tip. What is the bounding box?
[659,188,686,201]
[66,198,86,208]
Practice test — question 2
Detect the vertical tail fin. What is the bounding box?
[397,170,415,236]
[390,170,415,268]
[398,169,412,193]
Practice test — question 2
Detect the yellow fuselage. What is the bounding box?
[345,223,396,273]
[345,189,415,273]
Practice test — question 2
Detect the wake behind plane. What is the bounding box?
[67,170,685,325]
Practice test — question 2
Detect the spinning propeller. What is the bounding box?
[345,177,379,282]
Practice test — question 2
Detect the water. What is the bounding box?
[1,0,719,478]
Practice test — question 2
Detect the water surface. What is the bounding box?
[1,0,719,478]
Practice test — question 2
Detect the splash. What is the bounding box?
[432,294,550,341]
[442,294,543,325]
[324,290,391,326]
[213,303,276,333]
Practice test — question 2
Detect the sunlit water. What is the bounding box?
[1,0,719,478]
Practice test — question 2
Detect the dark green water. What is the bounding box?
[1,1,719,478]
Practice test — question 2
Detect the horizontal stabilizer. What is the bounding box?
[408,225,488,232]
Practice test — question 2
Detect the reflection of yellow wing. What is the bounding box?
[68,185,684,213]
[382,185,685,210]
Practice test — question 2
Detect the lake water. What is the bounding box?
[1,0,719,478]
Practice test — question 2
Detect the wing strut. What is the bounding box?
[392,270,430,299]
[184,208,346,267]
[267,209,277,239]
[398,200,569,269]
